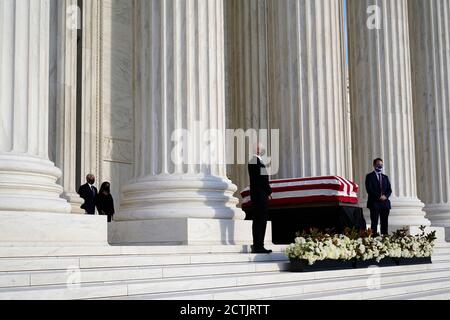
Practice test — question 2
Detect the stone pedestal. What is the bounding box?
[409,0,450,229]
[347,0,430,228]
[109,218,269,246]
[0,212,107,246]
[113,0,256,245]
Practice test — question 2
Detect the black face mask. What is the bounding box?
[88,179,95,185]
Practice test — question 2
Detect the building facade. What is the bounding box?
[0,0,449,245]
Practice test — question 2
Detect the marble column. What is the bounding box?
[347,0,430,227]
[225,0,270,194]
[120,0,243,220]
[409,0,450,227]
[55,0,84,214]
[266,0,351,179]
[0,0,71,215]
[112,0,252,245]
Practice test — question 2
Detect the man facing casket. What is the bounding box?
[248,143,273,254]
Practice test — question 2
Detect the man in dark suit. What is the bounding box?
[248,143,273,254]
[365,158,392,236]
[78,174,97,215]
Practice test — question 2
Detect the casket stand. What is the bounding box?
[243,202,366,244]
[241,176,367,245]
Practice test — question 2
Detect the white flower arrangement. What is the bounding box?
[285,226,436,265]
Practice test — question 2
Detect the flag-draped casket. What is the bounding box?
[241,176,359,209]
[240,176,364,244]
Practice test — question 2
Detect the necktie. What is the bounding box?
[379,174,383,196]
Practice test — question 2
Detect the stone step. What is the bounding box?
[1,246,449,274]
[0,261,289,288]
[1,241,446,259]
[433,243,450,249]
[242,270,450,301]
[0,282,128,300]
[2,260,450,300]
[126,266,450,299]
[112,266,450,301]
[0,257,81,273]
[433,246,450,252]
[5,258,450,289]
[2,252,450,274]
[1,248,450,286]
[277,275,450,300]
[431,253,450,261]
[430,249,450,255]
[0,245,287,258]
[380,287,450,300]
[5,254,450,290]
[0,243,447,260]
[209,271,450,300]
[0,252,288,272]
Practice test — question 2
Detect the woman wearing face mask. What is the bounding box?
[365,158,392,236]
[94,182,115,222]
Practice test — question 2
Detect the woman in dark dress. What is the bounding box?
[95,182,115,222]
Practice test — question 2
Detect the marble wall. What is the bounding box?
[99,0,134,203]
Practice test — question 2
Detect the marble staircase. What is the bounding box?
[0,243,450,300]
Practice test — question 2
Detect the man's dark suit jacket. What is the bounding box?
[248,156,272,201]
[365,171,392,210]
[78,183,98,214]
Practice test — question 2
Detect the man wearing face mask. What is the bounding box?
[78,174,98,215]
[365,158,392,236]
[248,143,273,254]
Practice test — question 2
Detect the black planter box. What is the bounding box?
[393,257,432,266]
[289,259,354,272]
[355,258,397,268]
[289,257,432,272]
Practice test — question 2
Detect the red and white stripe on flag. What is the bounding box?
[241,176,359,209]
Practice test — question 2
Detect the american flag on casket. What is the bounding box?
[240,176,359,209]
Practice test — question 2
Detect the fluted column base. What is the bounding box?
[62,192,85,215]
[424,204,450,227]
[0,154,109,245]
[117,175,245,221]
[389,197,430,227]
[0,154,71,214]
[361,196,431,228]
[114,174,251,245]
